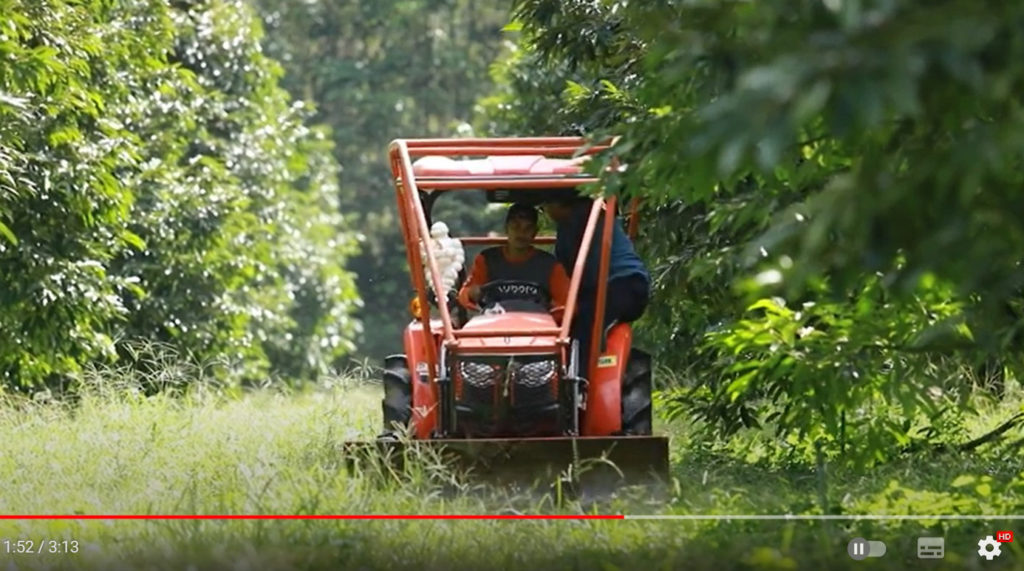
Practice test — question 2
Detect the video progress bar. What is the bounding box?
[1,514,1021,521]
[623,515,1024,520]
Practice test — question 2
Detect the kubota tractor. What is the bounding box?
[354,136,669,491]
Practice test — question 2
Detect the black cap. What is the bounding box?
[505,203,538,225]
[560,123,587,137]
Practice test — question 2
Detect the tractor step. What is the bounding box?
[341,435,670,498]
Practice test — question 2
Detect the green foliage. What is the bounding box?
[0,0,360,390]
[610,0,1024,304]
[478,0,1024,466]
[679,275,973,464]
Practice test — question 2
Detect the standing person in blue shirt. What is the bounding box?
[543,195,651,377]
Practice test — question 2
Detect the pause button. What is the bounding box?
[848,538,887,560]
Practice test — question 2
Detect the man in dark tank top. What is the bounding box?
[457,204,570,318]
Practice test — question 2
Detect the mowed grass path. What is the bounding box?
[1,379,1022,570]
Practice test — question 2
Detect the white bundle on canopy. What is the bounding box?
[419,221,465,296]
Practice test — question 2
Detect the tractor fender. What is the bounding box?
[582,323,633,435]
[403,319,442,439]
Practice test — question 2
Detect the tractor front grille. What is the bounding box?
[457,358,556,389]
[452,354,562,436]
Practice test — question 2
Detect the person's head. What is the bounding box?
[504,203,539,252]
[543,195,590,222]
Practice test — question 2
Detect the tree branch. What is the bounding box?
[958,412,1024,452]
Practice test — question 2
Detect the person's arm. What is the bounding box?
[581,210,606,288]
[553,224,571,272]
[457,253,488,310]
[565,202,606,290]
[555,208,584,273]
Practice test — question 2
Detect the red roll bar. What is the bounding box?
[387,136,624,385]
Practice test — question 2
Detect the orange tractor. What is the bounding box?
[363,136,669,491]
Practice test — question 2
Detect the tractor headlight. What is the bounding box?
[459,360,499,388]
[516,359,557,388]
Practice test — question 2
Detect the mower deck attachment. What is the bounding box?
[342,435,670,495]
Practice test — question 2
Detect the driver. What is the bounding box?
[457,203,570,318]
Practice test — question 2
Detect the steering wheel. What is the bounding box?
[477,279,551,310]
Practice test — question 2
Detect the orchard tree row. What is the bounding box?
[476,0,1024,466]
[0,0,361,390]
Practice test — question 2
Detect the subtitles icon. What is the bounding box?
[917,537,944,559]
[848,538,886,560]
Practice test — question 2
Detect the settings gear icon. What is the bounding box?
[978,535,1002,560]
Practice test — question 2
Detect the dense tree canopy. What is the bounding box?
[476,0,1024,465]
[0,0,360,390]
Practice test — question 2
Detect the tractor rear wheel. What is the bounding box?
[381,354,412,437]
[620,348,653,435]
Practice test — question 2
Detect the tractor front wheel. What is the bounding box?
[620,348,653,435]
[381,354,412,437]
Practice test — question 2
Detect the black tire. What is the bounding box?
[381,354,412,436]
[620,348,653,435]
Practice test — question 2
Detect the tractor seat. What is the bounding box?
[412,155,590,177]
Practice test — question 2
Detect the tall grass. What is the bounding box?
[0,363,1022,570]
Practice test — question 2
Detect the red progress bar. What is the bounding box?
[0,515,624,520]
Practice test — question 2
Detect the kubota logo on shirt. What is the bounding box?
[497,283,539,296]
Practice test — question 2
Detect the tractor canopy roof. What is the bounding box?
[411,154,592,207]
